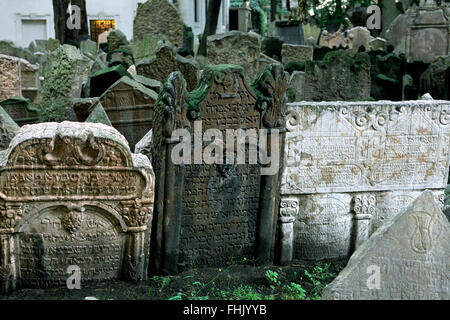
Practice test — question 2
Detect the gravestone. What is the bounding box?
[406,4,450,63]
[0,41,37,64]
[136,41,198,92]
[289,71,305,102]
[94,76,158,150]
[89,64,131,98]
[347,27,371,51]
[85,103,112,126]
[369,38,387,51]
[319,31,351,49]
[207,31,262,81]
[39,45,90,122]
[0,54,40,103]
[72,97,99,122]
[280,99,450,262]
[274,21,304,45]
[0,97,39,127]
[0,105,20,150]
[303,50,371,101]
[386,9,413,55]
[133,0,184,48]
[420,55,450,100]
[80,39,97,60]
[0,122,155,293]
[107,30,129,52]
[281,44,313,65]
[322,191,449,300]
[150,64,288,274]
[132,34,162,61]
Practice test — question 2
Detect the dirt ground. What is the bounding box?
[0,258,347,300]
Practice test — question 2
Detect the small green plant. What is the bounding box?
[304,262,334,298]
[281,282,307,300]
[265,270,281,289]
[152,275,171,291]
[217,285,263,300]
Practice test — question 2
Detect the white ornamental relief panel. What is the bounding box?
[282,100,450,194]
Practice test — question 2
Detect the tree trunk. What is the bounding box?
[271,0,277,21]
[53,0,89,46]
[197,0,223,57]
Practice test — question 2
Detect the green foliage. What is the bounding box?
[265,270,281,289]
[152,275,171,291]
[281,282,307,300]
[284,61,305,74]
[304,262,334,298]
[217,285,263,300]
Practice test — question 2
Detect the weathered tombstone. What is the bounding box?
[97,29,112,49]
[420,55,450,100]
[0,97,39,127]
[45,38,61,52]
[132,34,163,61]
[0,122,155,293]
[238,0,252,32]
[107,48,134,70]
[0,105,20,150]
[0,54,40,104]
[347,26,371,51]
[133,75,162,93]
[135,128,152,161]
[80,39,98,60]
[280,99,450,262]
[89,64,131,98]
[406,3,450,63]
[289,71,305,102]
[303,50,371,101]
[207,31,262,81]
[322,191,449,300]
[85,103,112,126]
[369,37,387,51]
[274,21,305,45]
[39,45,90,122]
[150,64,288,274]
[386,9,413,55]
[133,0,184,48]
[0,41,38,64]
[107,29,129,52]
[281,44,313,65]
[319,31,351,49]
[136,41,198,92]
[94,76,158,150]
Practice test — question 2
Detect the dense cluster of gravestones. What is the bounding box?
[0,0,449,300]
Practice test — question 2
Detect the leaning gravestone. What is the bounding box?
[207,31,262,81]
[406,4,450,63]
[322,191,449,300]
[39,45,89,122]
[136,41,198,92]
[279,99,450,263]
[281,44,313,65]
[303,50,371,101]
[0,97,39,127]
[0,105,20,150]
[0,54,40,103]
[420,55,450,100]
[94,76,158,150]
[0,122,155,293]
[133,0,184,48]
[150,65,288,274]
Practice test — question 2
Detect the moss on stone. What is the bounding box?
[187,64,244,115]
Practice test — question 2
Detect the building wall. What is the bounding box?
[0,0,229,48]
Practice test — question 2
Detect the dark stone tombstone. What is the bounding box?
[0,122,155,293]
[0,97,39,127]
[263,37,284,62]
[94,76,158,150]
[150,64,288,275]
[275,21,305,45]
[89,65,132,98]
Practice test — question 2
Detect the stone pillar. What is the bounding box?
[353,194,375,249]
[0,229,16,294]
[277,198,299,265]
[238,1,252,32]
[124,226,147,281]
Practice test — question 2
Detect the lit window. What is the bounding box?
[90,19,115,42]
